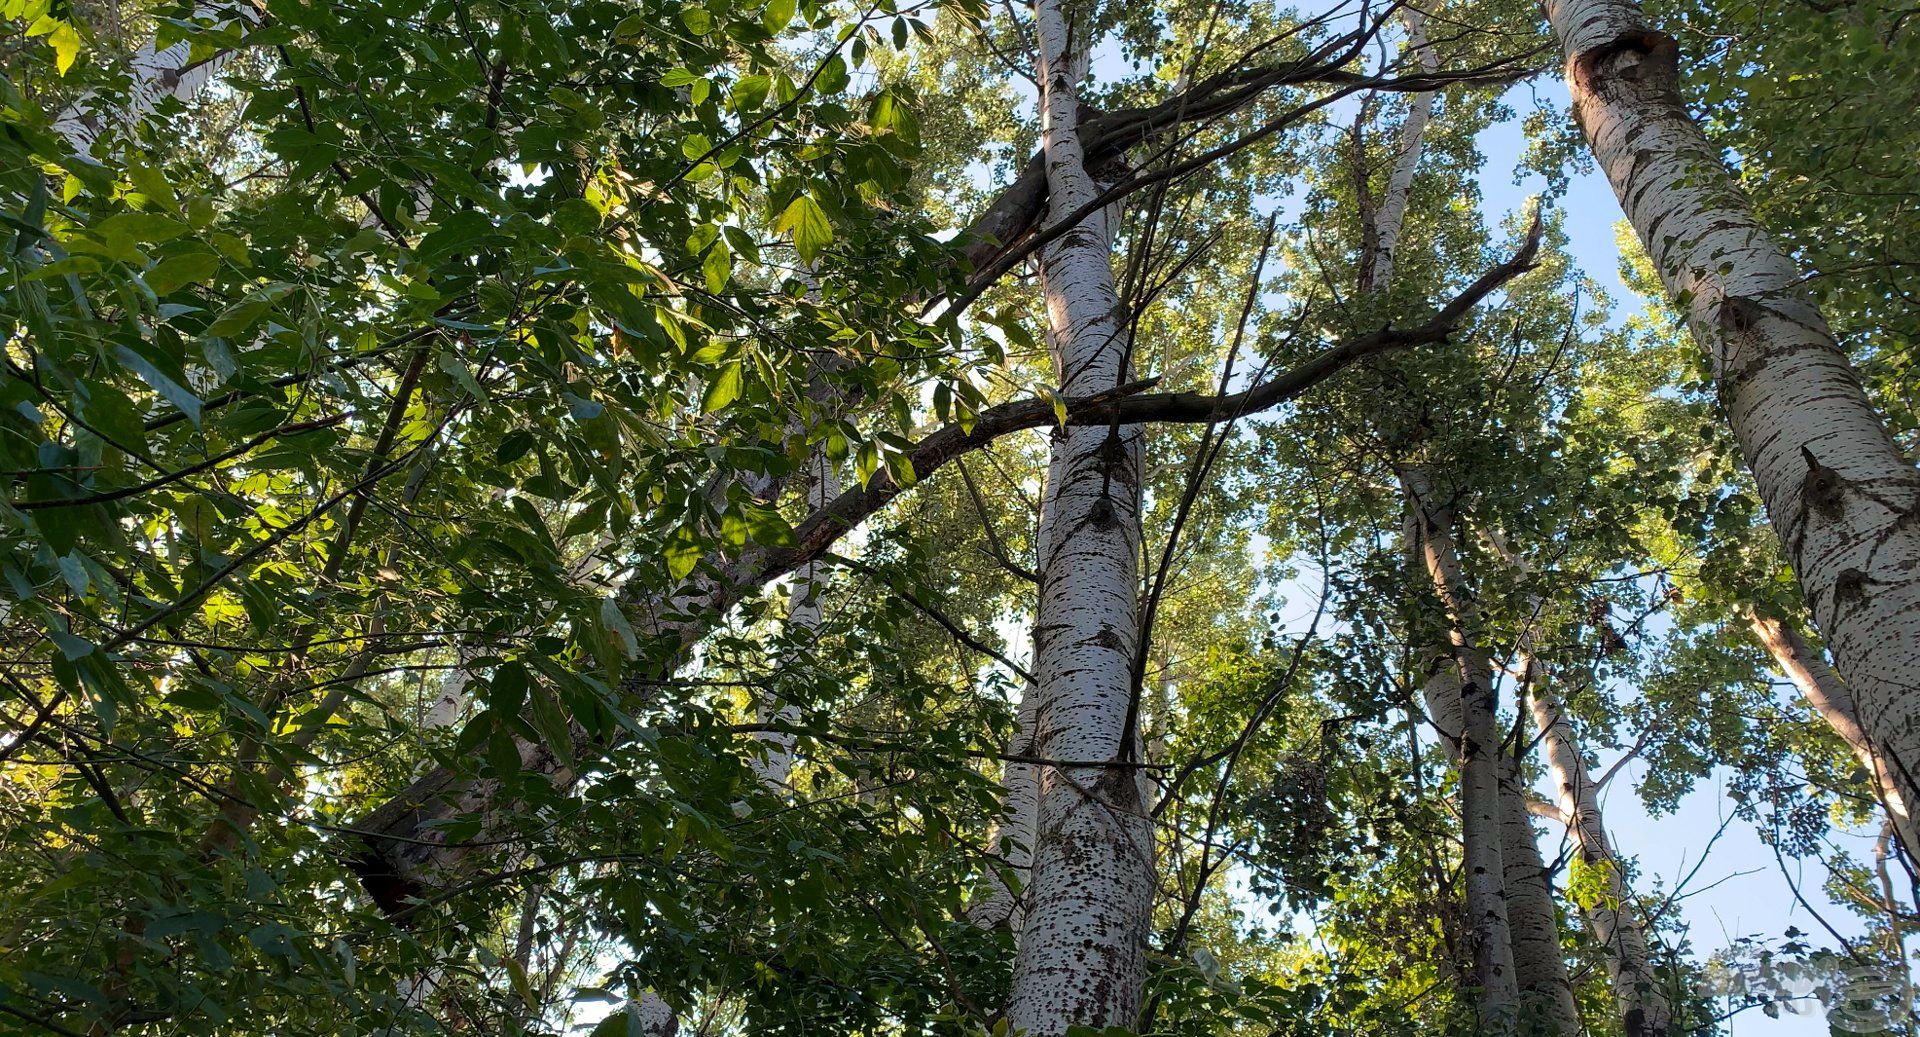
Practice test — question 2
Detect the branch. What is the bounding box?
[949,38,1542,295]
[1526,796,1571,826]
[766,214,1542,587]
[341,223,1541,907]
[11,414,347,510]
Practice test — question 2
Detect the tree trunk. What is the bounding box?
[1531,679,1670,1037]
[1361,9,1439,293]
[1400,466,1521,1034]
[1547,0,1920,864]
[1499,753,1582,1036]
[1748,610,1920,858]
[1003,1,1155,1030]
[52,1,257,152]
[752,454,839,788]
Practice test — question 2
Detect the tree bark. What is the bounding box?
[1547,0,1920,864]
[751,454,839,788]
[52,1,257,152]
[1003,2,1155,1031]
[1530,678,1670,1037]
[1748,610,1920,861]
[1361,9,1439,293]
[1498,752,1582,1036]
[1401,466,1521,1034]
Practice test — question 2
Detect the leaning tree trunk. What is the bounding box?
[1002,0,1155,1031]
[1531,677,1670,1037]
[1748,610,1920,861]
[1401,467,1521,1034]
[1547,0,1920,864]
[1498,752,1582,1036]
[1363,47,1530,1026]
[1361,8,1439,293]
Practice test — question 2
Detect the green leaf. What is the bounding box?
[743,504,795,546]
[145,251,220,295]
[206,284,292,338]
[88,212,188,260]
[702,239,732,294]
[436,352,490,401]
[702,363,742,413]
[112,345,201,427]
[816,54,850,94]
[491,661,530,717]
[774,195,832,264]
[681,5,714,34]
[599,597,639,659]
[664,526,701,580]
[733,73,773,111]
[763,0,797,31]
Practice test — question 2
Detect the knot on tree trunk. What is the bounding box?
[1800,445,1848,521]
[1569,28,1681,99]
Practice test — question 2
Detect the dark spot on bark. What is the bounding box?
[1835,567,1869,605]
[1572,29,1682,101]
[1718,295,1764,336]
[1800,445,1847,521]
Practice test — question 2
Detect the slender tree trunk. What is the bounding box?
[1530,679,1670,1037]
[1364,48,1538,1026]
[1547,0,1920,864]
[1748,610,1920,858]
[752,453,839,788]
[1421,637,1575,1034]
[1003,1,1154,1030]
[1361,9,1439,293]
[1401,466,1521,1034]
[971,675,1039,931]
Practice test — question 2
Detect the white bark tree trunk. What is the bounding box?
[1547,0,1920,864]
[751,453,839,788]
[1363,9,1439,293]
[1530,679,1670,1037]
[1004,1,1155,1030]
[1748,610,1920,861]
[1400,466,1521,1033]
[52,2,256,153]
[1498,752,1582,1036]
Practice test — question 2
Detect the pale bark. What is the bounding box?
[1401,465,1520,1033]
[1003,1,1154,1030]
[1499,755,1582,1037]
[751,453,839,788]
[1363,9,1440,293]
[971,677,1039,931]
[1531,679,1669,1037]
[1749,610,1920,858]
[1486,526,1663,1037]
[1547,0,1920,864]
[52,2,257,153]
[1421,642,1573,1034]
